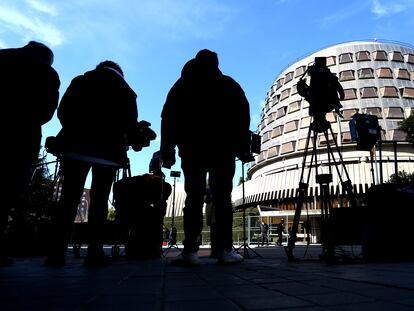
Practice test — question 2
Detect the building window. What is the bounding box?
[342,132,352,144]
[267,146,279,158]
[389,129,406,140]
[267,98,275,109]
[257,151,268,163]
[294,66,306,78]
[301,116,311,128]
[288,100,301,113]
[360,87,378,98]
[379,86,399,98]
[271,125,283,138]
[266,112,277,125]
[280,141,296,154]
[280,88,291,101]
[343,88,357,100]
[363,107,382,117]
[276,78,284,90]
[291,84,298,95]
[405,53,414,64]
[319,133,337,146]
[326,112,337,122]
[326,56,336,66]
[376,67,393,78]
[373,50,388,61]
[284,71,294,83]
[394,68,410,80]
[284,120,299,133]
[401,87,414,98]
[297,137,313,150]
[390,51,404,62]
[276,106,287,119]
[358,68,374,79]
[342,108,359,121]
[262,131,271,143]
[339,53,353,64]
[356,51,371,61]
[384,107,404,119]
[410,71,414,81]
[339,70,355,81]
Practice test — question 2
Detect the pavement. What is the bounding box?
[1,244,414,311]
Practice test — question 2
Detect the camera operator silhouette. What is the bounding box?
[297,57,344,131]
[45,60,140,267]
[0,41,60,267]
[160,49,252,265]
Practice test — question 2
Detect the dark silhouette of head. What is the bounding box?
[195,49,219,68]
[194,49,220,79]
[96,60,124,77]
[22,41,54,65]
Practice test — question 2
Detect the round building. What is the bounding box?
[232,40,414,240]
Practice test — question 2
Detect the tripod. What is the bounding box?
[163,172,180,256]
[236,161,261,258]
[284,118,355,263]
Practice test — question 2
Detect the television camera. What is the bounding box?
[297,56,345,131]
[128,120,157,152]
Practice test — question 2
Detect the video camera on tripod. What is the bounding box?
[297,57,345,131]
[285,57,355,263]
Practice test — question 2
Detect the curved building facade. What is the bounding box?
[233,40,414,215]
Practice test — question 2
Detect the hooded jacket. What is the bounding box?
[161,59,250,160]
[57,67,138,165]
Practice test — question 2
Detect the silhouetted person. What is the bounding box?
[45,60,138,267]
[276,219,285,246]
[161,49,251,265]
[0,41,60,266]
[260,221,269,246]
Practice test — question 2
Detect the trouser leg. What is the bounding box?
[50,159,90,257]
[181,159,206,253]
[87,164,117,253]
[1,140,38,255]
[209,157,235,252]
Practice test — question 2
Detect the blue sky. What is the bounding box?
[1,0,414,185]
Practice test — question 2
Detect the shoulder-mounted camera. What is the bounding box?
[128,120,157,152]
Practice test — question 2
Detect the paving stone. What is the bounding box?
[1,246,414,311]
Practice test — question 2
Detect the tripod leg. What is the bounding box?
[285,183,307,261]
[285,125,316,261]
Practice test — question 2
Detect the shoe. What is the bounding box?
[44,255,66,268]
[170,251,200,266]
[217,249,244,265]
[0,255,14,267]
